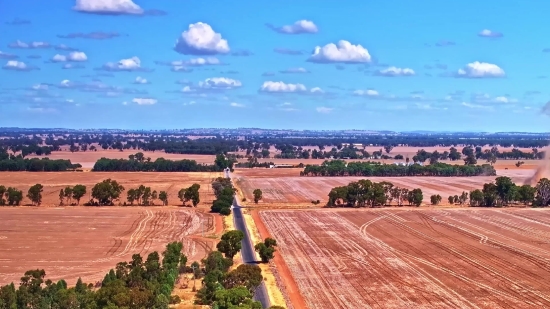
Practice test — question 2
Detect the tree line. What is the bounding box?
[210,177,235,216]
[0,242,188,308]
[0,149,81,172]
[92,153,234,172]
[302,160,496,177]
[327,179,424,207]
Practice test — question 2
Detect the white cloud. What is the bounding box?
[134,76,149,84]
[68,51,87,61]
[456,61,505,78]
[132,98,157,105]
[185,57,221,66]
[376,66,415,77]
[3,60,36,71]
[230,102,245,108]
[310,87,324,93]
[0,51,18,59]
[260,81,307,93]
[354,89,379,96]
[101,56,146,71]
[272,20,318,34]
[316,107,333,114]
[171,66,192,72]
[32,84,49,90]
[52,54,67,62]
[62,63,85,69]
[308,40,371,63]
[8,40,50,49]
[74,0,144,15]
[280,102,292,106]
[461,102,492,110]
[280,67,309,74]
[478,29,503,38]
[494,96,512,103]
[181,86,193,92]
[174,22,230,55]
[198,77,242,89]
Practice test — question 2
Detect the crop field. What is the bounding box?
[1,171,222,207]
[260,208,550,309]
[0,207,213,286]
[236,169,534,206]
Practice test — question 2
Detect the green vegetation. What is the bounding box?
[0,242,187,308]
[0,157,81,172]
[430,194,442,205]
[467,177,547,207]
[252,189,263,204]
[26,184,43,206]
[210,177,235,215]
[255,238,278,263]
[92,153,234,172]
[127,185,158,206]
[217,230,245,259]
[0,186,23,206]
[178,183,200,207]
[89,179,125,206]
[302,160,496,177]
[327,180,423,207]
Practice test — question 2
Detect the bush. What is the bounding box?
[219,207,231,216]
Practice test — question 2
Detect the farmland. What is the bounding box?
[0,207,213,286]
[0,171,222,207]
[260,208,550,309]
[235,168,535,206]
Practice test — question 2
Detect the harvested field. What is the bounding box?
[0,172,222,208]
[27,150,216,169]
[0,207,213,286]
[236,169,535,206]
[261,208,550,309]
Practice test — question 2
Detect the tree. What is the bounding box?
[536,178,550,206]
[127,189,137,205]
[448,196,454,205]
[407,188,423,206]
[252,189,262,204]
[184,184,200,207]
[459,191,469,205]
[159,191,168,206]
[464,153,477,165]
[63,186,73,205]
[72,184,86,205]
[91,179,125,206]
[469,189,484,207]
[6,187,23,205]
[222,264,263,294]
[151,190,158,205]
[27,184,43,206]
[495,176,516,206]
[217,230,244,259]
[430,194,442,205]
[517,185,536,205]
[59,189,65,206]
[255,238,277,263]
[384,145,393,154]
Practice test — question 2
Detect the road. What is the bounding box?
[232,197,271,308]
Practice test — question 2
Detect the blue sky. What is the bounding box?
[1,0,550,131]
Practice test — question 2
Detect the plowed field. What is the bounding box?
[261,208,550,309]
[0,207,213,286]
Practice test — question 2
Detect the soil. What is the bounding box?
[260,208,550,309]
[0,207,212,286]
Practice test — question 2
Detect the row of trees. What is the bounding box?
[177,184,200,207]
[327,179,424,207]
[302,160,496,177]
[0,157,81,172]
[0,185,23,206]
[126,185,169,206]
[58,185,87,206]
[0,242,188,308]
[210,177,235,216]
[92,153,234,172]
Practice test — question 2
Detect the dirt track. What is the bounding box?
[0,207,213,286]
[261,208,550,309]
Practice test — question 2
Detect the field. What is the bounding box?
[1,171,222,207]
[235,169,535,206]
[260,208,550,309]
[0,207,213,286]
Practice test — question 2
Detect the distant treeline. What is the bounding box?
[0,158,81,172]
[301,160,496,177]
[92,153,234,172]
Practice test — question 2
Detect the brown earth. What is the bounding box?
[0,207,214,286]
[260,208,550,309]
[0,171,222,208]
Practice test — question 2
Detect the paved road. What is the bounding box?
[232,197,271,308]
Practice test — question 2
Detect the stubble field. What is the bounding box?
[0,207,213,286]
[1,171,222,207]
[260,208,550,309]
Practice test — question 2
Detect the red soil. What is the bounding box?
[0,207,211,286]
[251,210,308,309]
[260,208,550,309]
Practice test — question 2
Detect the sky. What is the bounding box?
[1,0,550,132]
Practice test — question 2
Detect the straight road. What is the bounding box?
[232,197,271,308]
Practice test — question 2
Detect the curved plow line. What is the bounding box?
[388,214,543,306]
[493,210,550,240]
[429,214,550,305]
[359,214,480,309]
[446,214,550,256]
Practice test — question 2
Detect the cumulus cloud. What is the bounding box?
[3,60,38,71]
[58,31,121,40]
[132,98,157,105]
[55,44,79,51]
[230,102,245,108]
[456,62,505,78]
[260,81,306,93]
[51,51,88,62]
[267,20,318,34]
[279,67,309,74]
[316,107,333,114]
[308,40,371,63]
[133,76,150,84]
[198,77,242,89]
[0,51,18,59]
[478,29,503,38]
[462,102,492,109]
[159,57,222,67]
[353,89,379,96]
[174,22,230,55]
[57,79,146,96]
[310,87,324,94]
[171,66,193,73]
[375,66,416,77]
[8,40,50,49]
[32,84,49,91]
[273,48,303,55]
[62,63,85,69]
[74,0,144,15]
[99,56,150,71]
